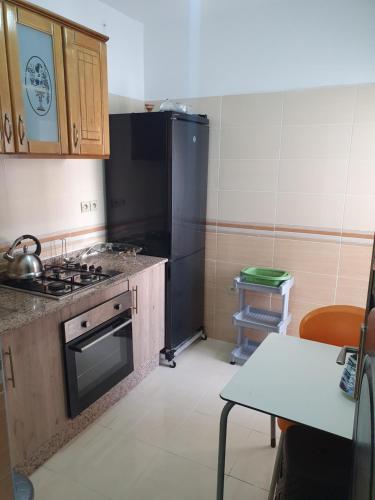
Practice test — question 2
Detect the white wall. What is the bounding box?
[31,0,144,99]
[102,0,375,100]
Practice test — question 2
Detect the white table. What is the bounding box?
[216,333,356,500]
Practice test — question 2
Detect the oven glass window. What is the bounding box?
[76,331,129,397]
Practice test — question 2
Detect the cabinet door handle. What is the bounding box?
[132,286,138,314]
[3,347,16,388]
[18,115,25,145]
[3,113,12,144]
[73,123,79,148]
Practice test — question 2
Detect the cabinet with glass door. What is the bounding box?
[4,1,69,154]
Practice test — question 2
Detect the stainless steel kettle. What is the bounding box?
[3,234,43,280]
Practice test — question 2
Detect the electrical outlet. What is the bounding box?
[80,201,90,213]
[90,200,98,212]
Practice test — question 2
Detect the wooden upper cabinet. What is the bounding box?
[64,29,109,156]
[0,0,109,158]
[4,2,68,154]
[0,3,14,153]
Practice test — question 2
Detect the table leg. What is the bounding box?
[270,415,276,448]
[216,401,235,500]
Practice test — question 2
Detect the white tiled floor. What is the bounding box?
[31,339,278,499]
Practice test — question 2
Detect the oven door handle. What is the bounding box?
[71,319,132,353]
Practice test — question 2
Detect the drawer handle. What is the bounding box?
[73,123,79,148]
[132,286,138,314]
[4,347,16,388]
[18,115,25,145]
[81,320,90,329]
[4,113,12,144]
[114,303,122,311]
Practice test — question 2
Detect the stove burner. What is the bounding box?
[80,273,94,283]
[48,282,66,292]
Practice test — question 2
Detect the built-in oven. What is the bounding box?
[63,291,134,418]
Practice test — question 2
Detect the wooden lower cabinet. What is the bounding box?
[1,263,165,469]
[130,264,165,370]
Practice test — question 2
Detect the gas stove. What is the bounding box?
[0,262,120,299]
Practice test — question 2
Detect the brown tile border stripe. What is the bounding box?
[206,220,374,240]
[0,225,106,252]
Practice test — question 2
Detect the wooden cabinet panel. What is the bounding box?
[64,28,109,156]
[1,313,67,465]
[4,2,68,154]
[131,264,165,369]
[0,3,14,153]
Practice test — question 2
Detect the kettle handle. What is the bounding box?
[5,234,42,261]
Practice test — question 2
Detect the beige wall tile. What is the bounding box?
[288,270,337,304]
[281,124,352,159]
[278,159,347,194]
[208,159,219,190]
[335,277,368,308]
[206,189,218,220]
[211,309,236,342]
[221,126,281,159]
[215,261,244,292]
[219,159,278,191]
[205,230,217,260]
[347,160,375,196]
[343,195,375,232]
[180,96,222,128]
[205,259,216,289]
[109,94,144,114]
[221,92,283,127]
[217,232,274,266]
[274,238,340,275]
[351,123,375,161]
[218,191,276,225]
[276,192,345,230]
[209,128,220,159]
[283,86,357,125]
[355,84,375,123]
[339,243,372,280]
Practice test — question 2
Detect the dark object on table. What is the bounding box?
[275,425,352,500]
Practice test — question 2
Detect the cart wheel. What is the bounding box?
[201,332,207,340]
[230,361,236,365]
[170,361,177,368]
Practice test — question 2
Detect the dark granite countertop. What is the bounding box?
[0,254,167,336]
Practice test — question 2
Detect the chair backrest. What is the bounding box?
[299,305,365,347]
[351,352,375,500]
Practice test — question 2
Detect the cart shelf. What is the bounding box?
[233,276,294,295]
[233,306,291,334]
[230,274,293,365]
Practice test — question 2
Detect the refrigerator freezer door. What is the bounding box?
[170,118,209,260]
[166,250,205,350]
[105,114,170,256]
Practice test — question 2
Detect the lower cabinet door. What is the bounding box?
[130,264,165,369]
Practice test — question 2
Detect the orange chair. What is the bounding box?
[278,305,365,432]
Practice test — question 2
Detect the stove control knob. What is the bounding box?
[81,264,88,271]
[96,266,103,273]
[81,320,90,328]
[89,265,95,272]
[75,262,81,269]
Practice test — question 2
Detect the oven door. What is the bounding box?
[64,312,133,418]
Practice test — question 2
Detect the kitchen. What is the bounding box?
[1,0,375,499]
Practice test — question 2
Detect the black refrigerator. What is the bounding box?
[105,111,209,364]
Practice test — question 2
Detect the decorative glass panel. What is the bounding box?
[16,23,58,143]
